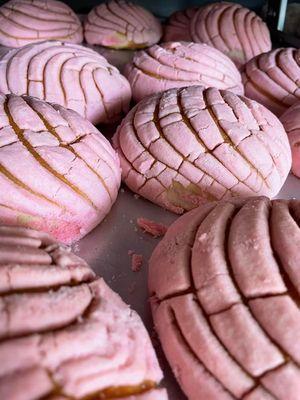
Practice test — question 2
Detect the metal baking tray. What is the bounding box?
[76,174,300,399]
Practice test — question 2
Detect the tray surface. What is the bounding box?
[76,174,300,399]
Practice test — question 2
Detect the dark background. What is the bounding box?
[0,0,266,17]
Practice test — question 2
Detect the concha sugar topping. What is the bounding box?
[243,48,300,116]
[84,0,162,49]
[0,225,167,400]
[0,0,83,48]
[163,2,271,67]
[150,197,300,400]
[0,93,121,244]
[280,101,300,178]
[0,41,132,125]
[124,41,244,103]
[113,86,291,213]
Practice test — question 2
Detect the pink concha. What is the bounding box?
[0,225,167,400]
[243,48,300,117]
[149,197,300,400]
[84,0,162,49]
[124,41,244,102]
[164,2,271,68]
[0,0,83,48]
[0,93,121,244]
[0,40,132,125]
[280,102,300,178]
[163,7,198,42]
[113,86,291,214]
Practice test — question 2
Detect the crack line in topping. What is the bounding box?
[251,13,265,54]
[273,50,300,97]
[215,4,233,52]
[232,7,247,59]
[243,62,287,108]
[237,95,291,168]
[106,1,131,28]
[11,2,73,17]
[2,5,77,24]
[187,205,269,383]
[153,203,218,302]
[94,4,125,32]
[155,202,300,395]
[1,278,158,400]
[0,283,95,343]
[244,11,256,59]
[3,99,97,209]
[179,90,258,193]
[137,48,237,84]
[92,69,109,120]
[155,92,234,192]
[0,162,63,208]
[218,204,293,365]
[119,89,249,202]
[128,5,152,30]
[169,306,240,399]
[269,204,300,305]
[204,90,269,188]
[23,98,113,201]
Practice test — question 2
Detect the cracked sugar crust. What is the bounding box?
[280,101,300,178]
[113,86,291,214]
[243,48,300,117]
[84,0,162,49]
[163,2,271,68]
[0,41,132,125]
[124,41,244,103]
[149,197,300,400]
[0,0,83,48]
[0,225,167,400]
[0,93,121,244]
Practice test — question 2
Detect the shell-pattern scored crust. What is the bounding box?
[280,102,300,178]
[84,0,162,49]
[163,7,198,42]
[0,225,167,400]
[243,48,300,117]
[0,41,132,125]
[113,86,291,214]
[124,41,244,103]
[149,197,300,400]
[0,93,121,244]
[0,0,83,48]
[163,2,271,68]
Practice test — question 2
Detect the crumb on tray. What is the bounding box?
[128,251,143,272]
[136,217,168,238]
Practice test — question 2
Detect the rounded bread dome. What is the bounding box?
[0,41,132,125]
[0,0,83,48]
[0,225,167,400]
[113,86,291,213]
[164,2,271,68]
[124,41,244,103]
[280,101,300,178]
[163,7,197,42]
[84,0,162,49]
[243,48,300,117]
[0,93,121,244]
[149,197,300,400]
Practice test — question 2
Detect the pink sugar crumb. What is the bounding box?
[128,251,143,272]
[137,218,168,238]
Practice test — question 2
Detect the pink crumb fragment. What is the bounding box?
[128,251,143,272]
[136,217,168,238]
